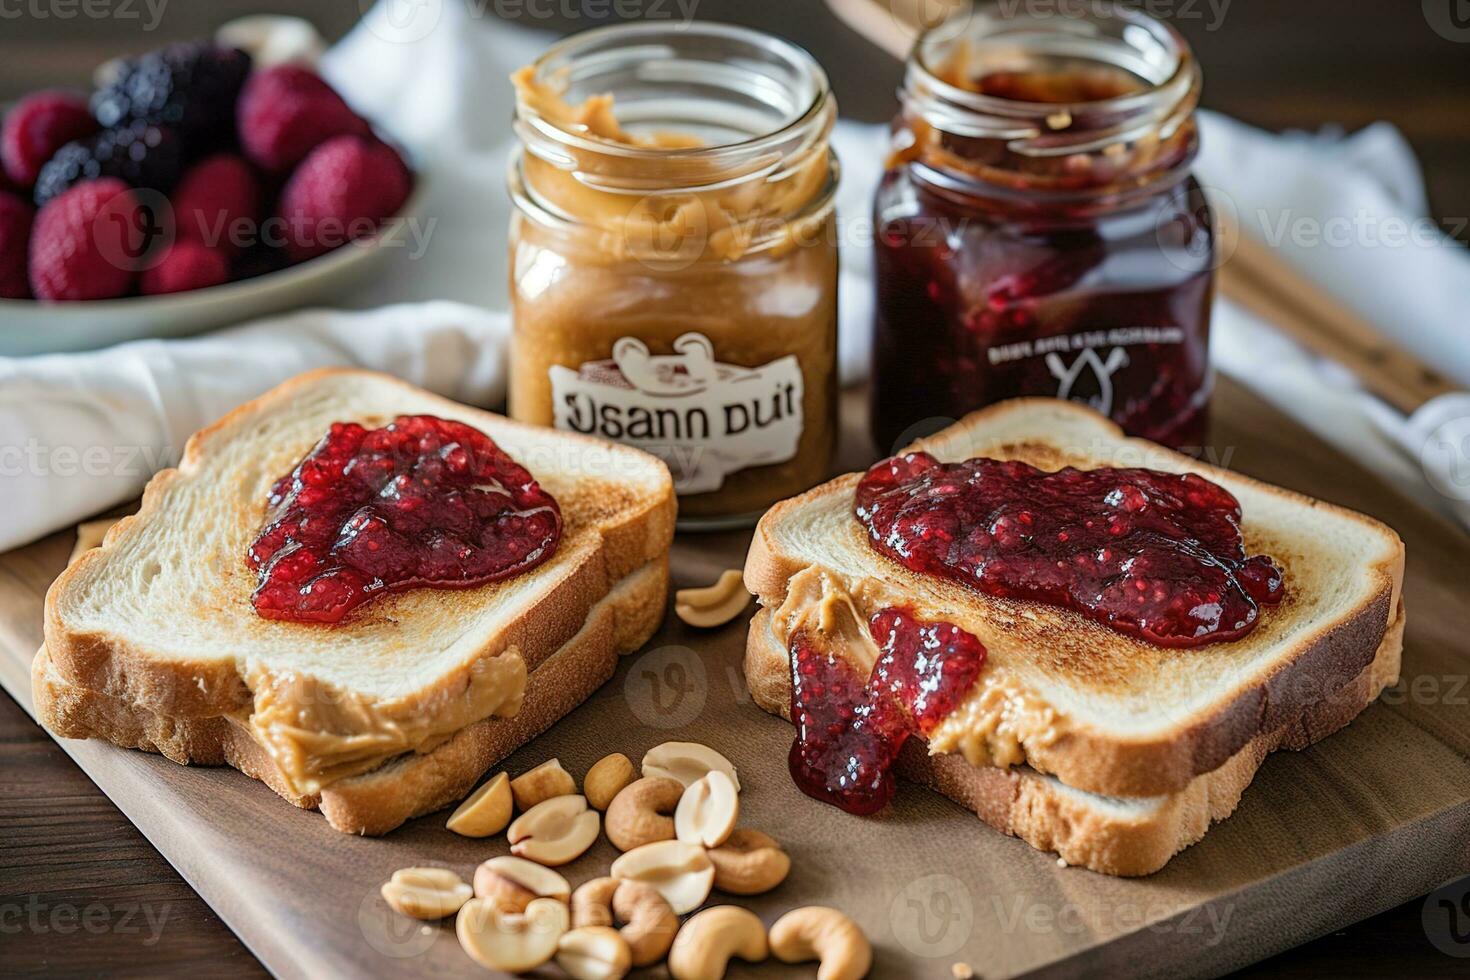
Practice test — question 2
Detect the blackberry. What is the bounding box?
[33,122,183,206]
[91,41,251,150]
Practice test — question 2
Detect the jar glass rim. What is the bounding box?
[518,21,833,163]
[906,3,1199,142]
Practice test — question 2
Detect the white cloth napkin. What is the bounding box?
[0,303,507,551]
[1,3,1468,554]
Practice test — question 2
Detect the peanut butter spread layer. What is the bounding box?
[244,649,528,797]
[770,566,1064,771]
[511,66,832,262]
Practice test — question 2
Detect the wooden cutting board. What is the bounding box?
[1,379,1467,979]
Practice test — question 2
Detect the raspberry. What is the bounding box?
[1,90,99,189]
[170,153,260,256]
[92,41,251,148]
[140,239,229,295]
[0,190,34,298]
[277,136,411,262]
[33,122,184,206]
[238,65,368,173]
[29,178,143,301]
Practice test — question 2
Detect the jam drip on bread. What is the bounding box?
[789,608,987,815]
[248,415,562,624]
[855,452,1285,647]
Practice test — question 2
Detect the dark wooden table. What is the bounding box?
[2,2,1467,976]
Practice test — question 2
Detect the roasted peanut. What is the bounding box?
[584,753,636,811]
[556,926,632,980]
[674,770,738,848]
[473,855,570,913]
[457,896,569,973]
[380,867,472,920]
[511,758,577,811]
[610,839,714,916]
[446,771,513,837]
[508,794,600,866]
[642,742,740,791]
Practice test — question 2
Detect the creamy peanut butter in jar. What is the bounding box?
[507,23,839,529]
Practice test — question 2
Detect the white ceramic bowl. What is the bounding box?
[0,180,425,357]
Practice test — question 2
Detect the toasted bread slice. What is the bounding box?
[746,601,1402,875]
[34,558,667,835]
[745,399,1404,798]
[43,369,675,797]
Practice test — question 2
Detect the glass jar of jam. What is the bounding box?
[871,7,1214,452]
[507,23,839,530]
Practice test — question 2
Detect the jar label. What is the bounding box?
[548,332,804,495]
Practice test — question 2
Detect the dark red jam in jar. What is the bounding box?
[248,415,562,624]
[855,452,1285,647]
[871,8,1214,452]
[788,607,987,814]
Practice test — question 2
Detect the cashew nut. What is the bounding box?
[642,742,740,791]
[675,570,751,629]
[446,771,512,837]
[457,896,569,973]
[571,877,679,967]
[511,758,577,811]
[707,828,791,895]
[556,925,632,980]
[768,907,872,980]
[473,855,570,912]
[584,752,636,811]
[508,794,600,866]
[604,776,681,851]
[667,906,768,980]
[610,839,715,916]
[380,867,472,920]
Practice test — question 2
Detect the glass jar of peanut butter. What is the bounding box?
[507,23,839,530]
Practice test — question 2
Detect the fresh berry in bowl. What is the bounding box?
[278,135,412,262]
[171,153,262,256]
[1,90,99,189]
[33,121,184,206]
[0,28,421,354]
[238,64,370,174]
[91,40,251,147]
[29,178,143,301]
[141,239,231,296]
